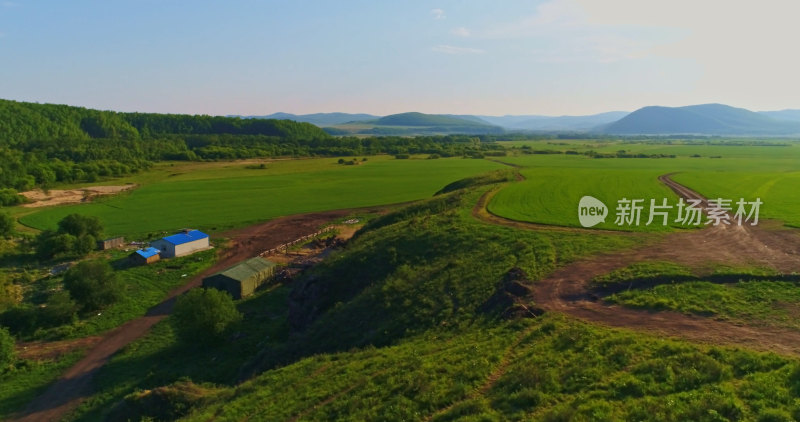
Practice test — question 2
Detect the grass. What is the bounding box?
[0,350,85,420]
[17,156,503,237]
[16,248,216,341]
[592,260,800,329]
[489,166,683,231]
[487,140,800,230]
[609,280,800,329]
[66,285,291,421]
[591,261,694,289]
[180,315,800,422]
[672,171,800,228]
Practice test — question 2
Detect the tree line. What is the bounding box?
[0,99,505,202]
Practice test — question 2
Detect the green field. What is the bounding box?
[487,141,800,229]
[19,157,503,237]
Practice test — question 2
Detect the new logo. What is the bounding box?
[578,196,608,228]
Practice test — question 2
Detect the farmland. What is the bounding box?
[18,156,503,237]
[488,140,800,229]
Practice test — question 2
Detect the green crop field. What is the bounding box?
[487,141,800,230]
[18,156,503,237]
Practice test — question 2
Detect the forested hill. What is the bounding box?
[0,100,504,203]
[0,99,329,145]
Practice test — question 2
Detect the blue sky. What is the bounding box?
[1,1,799,116]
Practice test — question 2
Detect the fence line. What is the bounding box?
[259,226,335,257]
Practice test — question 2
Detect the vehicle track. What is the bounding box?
[476,174,800,356]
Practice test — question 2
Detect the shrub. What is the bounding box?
[63,260,121,312]
[57,213,103,238]
[39,291,78,327]
[172,288,242,344]
[0,326,15,369]
[0,212,14,238]
[36,213,104,259]
[0,188,24,206]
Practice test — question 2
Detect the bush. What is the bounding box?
[0,304,37,335]
[0,188,24,206]
[0,326,15,369]
[36,232,76,259]
[36,213,104,259]
[63,260,121,312]
[0,212,13,238]
[39,291,78,327]
[57,213,103,238]
[172,288,242,344]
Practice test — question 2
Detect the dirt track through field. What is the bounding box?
[475,175,800,356]
[12,208,368,422]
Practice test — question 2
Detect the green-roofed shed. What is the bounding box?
[202,257,277,299]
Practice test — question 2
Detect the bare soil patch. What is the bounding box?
[20,185,137,208]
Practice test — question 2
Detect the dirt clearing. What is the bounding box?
[20,185,137,208]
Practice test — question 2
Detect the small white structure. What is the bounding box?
[150,229,209,258]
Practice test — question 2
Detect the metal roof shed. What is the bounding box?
[130,247,161,265]
[202,257,277,299]
[150,230,210,258]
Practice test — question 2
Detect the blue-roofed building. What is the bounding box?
[150,229,210,258]
[130,246,161,265]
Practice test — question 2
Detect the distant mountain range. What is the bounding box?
[239,112,379,126]
[478,111,630,131]
[602,104,800,135]
[247,104,800,135]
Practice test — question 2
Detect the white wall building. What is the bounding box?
[150,229,209,258]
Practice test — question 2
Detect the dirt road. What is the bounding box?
[475,175,800,356]
[12,208,362,422]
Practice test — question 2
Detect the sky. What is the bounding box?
[1,0,800,116]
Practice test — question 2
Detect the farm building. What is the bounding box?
[97,236,125,250]
[202,257,277,300]
[130,247,161,265]
[150,230,209,258]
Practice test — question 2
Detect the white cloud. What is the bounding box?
[430,8,446,20]
[432,45,485,55]
[451,27,470,37]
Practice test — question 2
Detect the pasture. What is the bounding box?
[18,156,503,237]
[488,141,800,230]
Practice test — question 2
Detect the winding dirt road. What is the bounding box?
[475,175,800,356]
